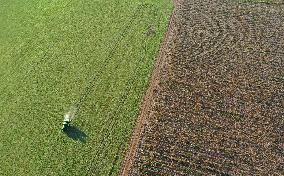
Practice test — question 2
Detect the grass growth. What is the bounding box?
[0,0,173,175]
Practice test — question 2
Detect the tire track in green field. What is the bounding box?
[32,2,160,175]
[81,3,161,175]
[71,3,145,116]
[38,3,152,174]
[72,2,157,116]
[84,4,147,174]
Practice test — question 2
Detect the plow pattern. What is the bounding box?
[126,0,284,175]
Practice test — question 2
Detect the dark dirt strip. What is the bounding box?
[122,0,284,175]
[120,0,182,175]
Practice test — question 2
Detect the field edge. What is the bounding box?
[119,0,181,175]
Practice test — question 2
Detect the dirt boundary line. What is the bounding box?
[120,0,181,175]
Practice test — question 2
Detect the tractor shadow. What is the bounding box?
[63,126,87,143]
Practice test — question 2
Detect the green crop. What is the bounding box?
[0,0,173,175]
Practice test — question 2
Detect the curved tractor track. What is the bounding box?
[122,0,284,175]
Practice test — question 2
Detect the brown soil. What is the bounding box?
[122,0,284,175]
[120,1,182,175]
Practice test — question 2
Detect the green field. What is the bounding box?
[0,0,172,175]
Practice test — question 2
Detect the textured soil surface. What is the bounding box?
[123,0,284,175]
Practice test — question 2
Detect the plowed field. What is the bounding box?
[123,0,284,175]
